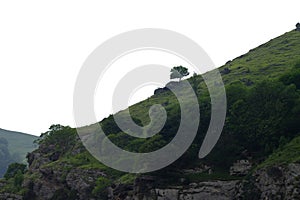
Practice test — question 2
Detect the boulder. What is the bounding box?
[230,159,252,176]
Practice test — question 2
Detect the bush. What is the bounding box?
[4,163,26,179]
[92,176,112,199]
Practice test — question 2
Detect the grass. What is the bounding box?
[258,134,300,168]
[112,30,300,128]
[219,30,300,84]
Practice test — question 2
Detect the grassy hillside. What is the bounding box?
[259,135,300,168]
[93,29,300,181]
[98,30,300,159]
[122,30,300,127]
[219,30,300,84]
[1,28,300,198]
[35,28,300,176]
[0,128,37,162]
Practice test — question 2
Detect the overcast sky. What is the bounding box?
[0,0,299,136]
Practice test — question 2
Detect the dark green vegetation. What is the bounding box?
[0,129,37,177]
[170,65,190,81]
[1,29,300,198]
[259,135,300,168]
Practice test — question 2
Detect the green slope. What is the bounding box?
[64,28,300,176]
[95,29,300,175]
[47,29,300,169]
[82,28,300,160]
[1,28,300,198]
[259,135,300,168]
[120,30,300,127]
[219,30,300,84]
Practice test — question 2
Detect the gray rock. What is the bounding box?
[0,193,22,200]
[230,159,252,176]
[111,180,242,200]
[156,189,179,200]
[253,163,300,199]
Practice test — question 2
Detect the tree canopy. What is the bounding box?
[170,66,189,81]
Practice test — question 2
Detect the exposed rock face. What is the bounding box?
[154,81,183,95]
[16,142,300,200]
[179,181,242,200]
[156,189,179,200]
[0,193,22,200]
[230,159,252,176]
[110,180,242,200]
[5,130,300,200]
[4,139,300,200]
[22,161,106,200]
[183,164,211,174]
[251,163,300,199]
[21,136,107,200]
[108,164,300,200]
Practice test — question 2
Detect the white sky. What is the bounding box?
[0,0,299,136]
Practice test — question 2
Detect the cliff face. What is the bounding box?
[108,166,300,200]
[251,164,300,199]
[14,140,300,200]
[109,179,243,200]
[20,136,108,200]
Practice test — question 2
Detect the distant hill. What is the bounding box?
[0,128,37,177]
[0,128,38,162]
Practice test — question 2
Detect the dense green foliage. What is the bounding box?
[95,30,300,179]
[92,177,112,198]
[4,163,26,179]
[170,66,190,81]
[38,124,77,154]
[258,135,300,168]
[98,60,300,175]
[0,163,27,194]
[205,70,300,169]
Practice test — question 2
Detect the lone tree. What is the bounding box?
[296,23,300,31]
[170,66,189,81]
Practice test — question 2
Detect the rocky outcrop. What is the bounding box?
[18,142,300,200]
[179,181,242,200]
[21,135,108,200]
[154,81,183,95]
[107,164,300,200]
[109,180,243,200]
[0,193,22,200]
[251,163,300,199]
[4,128,300,200]
[183,164,211,174]
[66,168,106,199]
[230,159,252,176]
[22,162,108,200]
[3,141,300,200]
